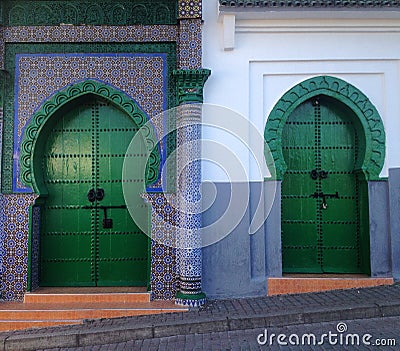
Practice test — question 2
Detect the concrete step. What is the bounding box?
[24,287,150,304]
[268,275,394,295]
[0,288,187,332]
[0,320,82,331]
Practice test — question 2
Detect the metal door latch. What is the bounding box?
[102,207,113,229]
[310,191,339,210]
[82,205,127,229]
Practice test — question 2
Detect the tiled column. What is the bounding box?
[0,12,4,294]
[174,69,210,307]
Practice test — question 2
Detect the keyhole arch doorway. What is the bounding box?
[20,80,160,287]
[264,76,385,274]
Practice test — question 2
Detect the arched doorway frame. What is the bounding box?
[264,75,386,275]
[265,75,385,181]
[20,79,160,194]
[19,79,161,289]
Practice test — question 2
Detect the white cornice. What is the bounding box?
[219,9,400,50]
[236,19,400,33]
[219,7,400,20]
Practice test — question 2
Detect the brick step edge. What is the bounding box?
[2,301,400,351]
[24,293,151,304]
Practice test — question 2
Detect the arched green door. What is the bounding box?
[281,95,369,273]
[40,96,149,286]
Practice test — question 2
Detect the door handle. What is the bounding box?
[319,170,328,179]
[310,169,319,180]
[96,188,105,201]
[310,170,329,180]
[87,188,105,202]
[87,188,96,202]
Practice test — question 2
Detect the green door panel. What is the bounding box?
[283,247,319,272]
[40,96,149,287]
[281,96,368,274]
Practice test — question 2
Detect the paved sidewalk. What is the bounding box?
[1,284,399,351]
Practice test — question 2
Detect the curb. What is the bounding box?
[2,300,400,351]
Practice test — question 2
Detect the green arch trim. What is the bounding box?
[264,75,385,181]
[20,80,160,193]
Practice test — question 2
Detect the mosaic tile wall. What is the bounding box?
[178,0,202,19]
[4,22,201,70]
[30,205,41,292]
[1,16,205,300]
[14,53,167,192]
[143,192,179,300]
[4,25,178,43]
[178,20,202,70]
[0,27,4,69]
[0,195,4,298]
[0,194,37,301]
[0,109,3,190]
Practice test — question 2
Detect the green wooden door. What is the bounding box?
[40,97,149,286]
[281,95,366,273]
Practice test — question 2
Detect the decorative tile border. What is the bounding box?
[0,109,3,190]
[179,0,202,19]
[0,27,4,70]
[0,194,5,299]
[4,25,177,43]
[178,20,202,70]
[0,194,37,301]
[14,53,167,192]
[30,205,41,292]
[143,193,178,300]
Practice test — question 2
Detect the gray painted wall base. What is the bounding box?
[202,176,397,299]
[202,181,280,299]
[389,168,400,280]
[368,180,391,277]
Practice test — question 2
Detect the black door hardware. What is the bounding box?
[102,207,113,229]
[310,169,328,180]
[87,188,105,202]
[310,192,339,210]
[87,188,96,202]
[82,205,127,229]
[96,188,105,201]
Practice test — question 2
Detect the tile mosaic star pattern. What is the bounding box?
[143,193,179,300]
[178,20,202,70]
[0,194,38,301]
[175,107,204,306]
[0,110,3,187]
[4,25,178,43]
[0,27,4,69]
[178,1,202,19]
[14,53,166,192]
[30,206,41,292]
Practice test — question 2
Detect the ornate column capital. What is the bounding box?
[173,69,211,105]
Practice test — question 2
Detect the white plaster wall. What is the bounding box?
[202,1,400,181]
